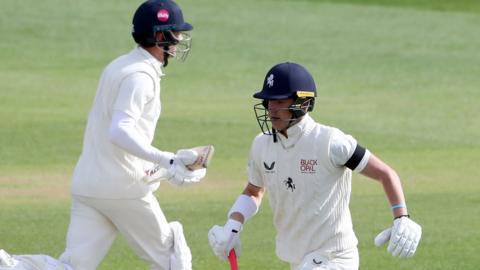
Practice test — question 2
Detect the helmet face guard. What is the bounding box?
[155,31,192,62]
[254,98,314,135]
[254,103,273,135]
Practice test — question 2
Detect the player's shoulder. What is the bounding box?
[251,132,271,148]
[108,48,153,70]
[106,49,134,67]
[253,132,270,143]
[310,121,344,138]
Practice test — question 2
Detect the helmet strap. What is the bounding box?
[163,47,170,67]
[289,98,313,118]
[155,31,178,67]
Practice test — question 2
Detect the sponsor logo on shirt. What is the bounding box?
[300,159,317,174]
[263,161,275,174]
[284,177,296,192]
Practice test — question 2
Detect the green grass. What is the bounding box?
[1,0,479,269]
[316,0,480,14]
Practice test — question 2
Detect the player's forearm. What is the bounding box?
[227,183,264,224]
[379,170,408,217]
[230,194,262,223]
[242,183,264,207]
[361,154,408,217]
[109,110,173,167]
[229,212,245,223]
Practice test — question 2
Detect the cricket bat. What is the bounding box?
[185,145,215,170]
[143,145,214,183]
[228,249,238,270]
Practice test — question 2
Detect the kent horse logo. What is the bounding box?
[263,161,275,170]
[266,74,274,87]
[284,177,295,192]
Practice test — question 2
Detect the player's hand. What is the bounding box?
[143,152,206,184]
[175,149,198,168]
[167,160,206,186]
[208,219,242,261]
[374,216,422,258]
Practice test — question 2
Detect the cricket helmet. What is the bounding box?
[253,62,317,136]
[132,0,193,63]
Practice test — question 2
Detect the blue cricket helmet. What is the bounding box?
[132,0,192,47]
[253,62,317,102]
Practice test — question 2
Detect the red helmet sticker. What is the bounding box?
[157,9,169,22]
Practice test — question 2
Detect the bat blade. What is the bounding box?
[186,145,215,170]
[228,249,238,270]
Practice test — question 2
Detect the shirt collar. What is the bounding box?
[277,114,315,149]
[136,46,165,77]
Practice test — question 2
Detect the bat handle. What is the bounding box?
[228,249,238,270]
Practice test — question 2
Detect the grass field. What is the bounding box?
[1,0,479,269]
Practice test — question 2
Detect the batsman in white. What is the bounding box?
[208,62,422,270]
[0,1,204,270]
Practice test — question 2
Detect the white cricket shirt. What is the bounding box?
[248,114,370,263]
[71,47,165,199]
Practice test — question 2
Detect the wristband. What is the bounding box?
[228,194,258,222]
[391,203,407,210]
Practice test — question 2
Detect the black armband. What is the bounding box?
[394,214,410,220]
[344,144,366,170]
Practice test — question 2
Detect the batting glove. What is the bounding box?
[175,149,198,167]
[208,219,242,261]
[374,216,422,258]
[167,160,206,186]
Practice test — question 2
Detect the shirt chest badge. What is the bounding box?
[300,159,317,174]
[263,161,276,174]
[284,177,296,192]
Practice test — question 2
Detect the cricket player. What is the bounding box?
[208,62,422,269]
[1,1,204,269]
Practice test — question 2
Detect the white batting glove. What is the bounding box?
[208,219,242,261]
[167,160,206,186]
[175,149,198,167]
[143,153,206,185]
[374,216,422,258]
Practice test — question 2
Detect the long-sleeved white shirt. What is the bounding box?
[71,47,172,199]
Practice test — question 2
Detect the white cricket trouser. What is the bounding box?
[59,193,174,270]
[290,247,359,270]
